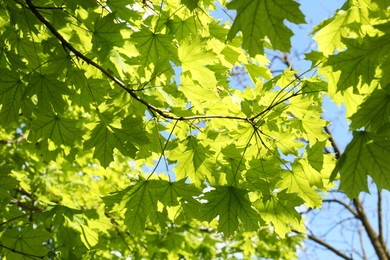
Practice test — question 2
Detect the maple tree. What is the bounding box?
[0,0,389,259]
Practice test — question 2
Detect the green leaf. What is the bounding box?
[178,39,218,88]
[278,161,323,208]
[307,140,326,172]
[335,129,390,198]
[92,13,125,48]
[28,112,84,147]
[256,190,304,238]
[324,40,378,91]
[350,87,390,132]
[181,0,199,11]
[132,26,178,73]
[245,158,283,194]
[0,174,18,201]
[150,178,201,207]
[201,186,259,237]
[227,0,305,55]
[103,180,160,233]
[0,69,25,125]
[169,136,214,186]
[84,113,138,167]
[2,226,50,259]
[106,0,140,21]
[25,73,70,113]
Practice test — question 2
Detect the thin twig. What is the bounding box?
[378,188,387,252]
[324,125,341,159]
[25,0,315,125]
[322,199,358,218]
[293,230,353,260]
[0,243,46,259]
[0,214,29,227]
[358,226,368,260]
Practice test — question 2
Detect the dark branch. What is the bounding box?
[0,244,46,259]
[322,199,358,218]
[0,214,29,227]
[353,199,390,260]
[378,188,387,253]
[24,0,252,122]
[25,0,316,125]
[358,226,368,260]
[293,230,352,260]
[324,125,341,159]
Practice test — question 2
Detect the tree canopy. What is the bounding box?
[0,0,389,259]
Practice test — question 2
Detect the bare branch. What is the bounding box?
[354,198,390,260]
[322,199,358,218]
[0,214,29,227]
[324,125,341,159]
[293,230,352,260]
[378,188,388,258]
[25,0,315,126]
[0,243,46,259]
[358,226,368,260]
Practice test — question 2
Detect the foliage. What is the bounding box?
[0,0,389,258]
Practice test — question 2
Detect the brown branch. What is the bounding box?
[25,0,316,126]
[0,243,46,259]
[293,230,352,260]
[0,214,29,227]
[378,188,387,254]
[322,199,358,218]
[324,125,341,159]
[358,226,368,260]
[10,199,43,212]
[24,0,253,122]
[353,198,390,260]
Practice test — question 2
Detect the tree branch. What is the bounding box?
[324,125,341,159]
[25,0,315,126]
[353,198,390,260]
[378,188,387,253]
[358,226,368,260]
[24,0,253,123]
[322,199,358,218]
[0,214,29,227]
[0,243,46,259]
[293,230,352,260]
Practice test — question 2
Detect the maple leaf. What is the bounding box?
[227,0,305,55]
[150,178,201,207]
[181,0,199,11]
[307,141,326,172]
[256,190,305,238]
[324,39,380,91]
[278,161,323,208]
[2,226,51,259]
[24,73,70,113]
[83,112,139,167]
[245,159,283,194]
[131,26,179,73]
[350,87,390,132]
[92,13,125,48]
[28,112,84,147]
[201,186,259,237]
[0,69,25,125]
[333,129,390,198]
[168,136,214,186]
[178,39,218,88]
